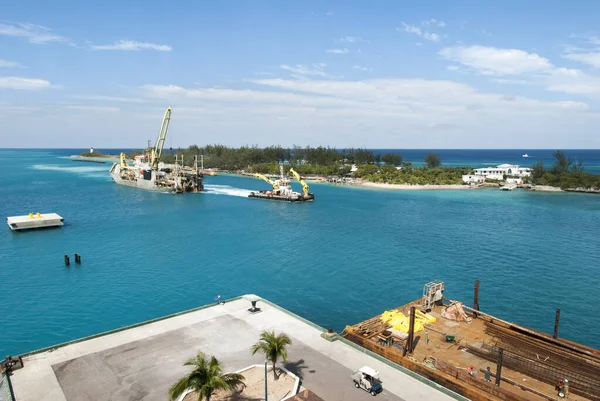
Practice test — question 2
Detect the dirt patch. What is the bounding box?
[182,366,295,401]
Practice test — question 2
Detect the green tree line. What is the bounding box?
[530,150,599,189]
[124,145,406,174]
[353,164,470,185]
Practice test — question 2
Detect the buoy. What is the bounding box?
[64,255,70,266]
[74,254,81,264]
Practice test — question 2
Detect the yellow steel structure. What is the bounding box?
[289,168,309,194]
[254,173,279,190]
[151,107,172,169]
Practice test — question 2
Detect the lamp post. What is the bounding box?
[264,359,268,401]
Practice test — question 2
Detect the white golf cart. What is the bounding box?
[351,366,383,396]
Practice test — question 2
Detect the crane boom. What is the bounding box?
[151,107,172,169]
[289,168,309,194]
[254,173,279,190]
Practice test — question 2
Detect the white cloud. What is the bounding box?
[423,19,446,28]
[280,64,327,77]
[0,22,71,44]
[447,65,459,71]
[66,106,120,112]
[399,23,440,42]
[339,36,369,43]
[439,45,553,75]
[327,48,349,54]
[90,40,172,51]
[0,76,52,90]
[564,52,600,68]
[128,77,598,148]
[492,78,528,85]
[0,59,24,68]
[562,35,600,68]
[353,65,371,71]
[5,74,599,147]
[75,95,148,103]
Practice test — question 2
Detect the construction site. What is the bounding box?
[343,281,600,401]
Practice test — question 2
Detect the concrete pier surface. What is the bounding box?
[10,296,461,401]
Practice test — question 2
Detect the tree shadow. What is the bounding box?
[283,358,309,379]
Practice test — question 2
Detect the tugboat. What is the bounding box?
[249,165,315,202]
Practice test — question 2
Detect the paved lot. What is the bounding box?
[12,298,459,401]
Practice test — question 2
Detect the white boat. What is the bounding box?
[501,184,517,191]
[522,154,529,158]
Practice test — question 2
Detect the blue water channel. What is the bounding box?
[0,149,599,355]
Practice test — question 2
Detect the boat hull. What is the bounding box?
[109,163,203,193]
[248,191,314,202]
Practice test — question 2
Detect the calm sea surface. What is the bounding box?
[0,149,599,356]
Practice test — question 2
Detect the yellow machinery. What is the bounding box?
[289,168,309,194]
[151,107,172,169]
[254,173,279,190]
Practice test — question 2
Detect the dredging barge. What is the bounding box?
[343,281,600,401]
[110,107,213,193]
[249,165,315,202]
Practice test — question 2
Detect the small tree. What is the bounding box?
[531,161,545,184]
[551,150,573,173]
[251,331,292,380]
[169,352,245,401]
[382,153,403,166]
[424,153,441,168]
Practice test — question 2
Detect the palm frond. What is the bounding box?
[169,376,192,401]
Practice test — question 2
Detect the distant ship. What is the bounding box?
[522,154,530,158]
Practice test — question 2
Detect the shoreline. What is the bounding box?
[359,182,475,191]
[218,170,600,194]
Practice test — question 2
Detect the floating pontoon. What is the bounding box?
[7,213,64,231]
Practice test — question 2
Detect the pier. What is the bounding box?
[343,281,600,401]
[7,296,459,401]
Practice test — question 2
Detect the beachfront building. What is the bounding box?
[473,164,531,180]
[462,175,486,184]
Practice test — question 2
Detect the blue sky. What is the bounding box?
[2,0,600,148]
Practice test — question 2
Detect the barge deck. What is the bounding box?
[343,281,600,401]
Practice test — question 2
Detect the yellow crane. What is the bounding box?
[289,168,309,194]
[116,107,171,170]
[151,107,172,169]
[254,173,279,190]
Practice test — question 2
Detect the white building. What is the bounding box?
[462,175,486,184]
[473,164,531,180]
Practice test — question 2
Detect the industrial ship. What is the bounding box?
[109,108,211,193]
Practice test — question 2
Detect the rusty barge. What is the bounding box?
[343,281,600,401]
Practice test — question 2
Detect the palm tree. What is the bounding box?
[251,330,292,380]
[168,352,245,401]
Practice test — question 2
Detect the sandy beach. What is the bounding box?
[359,182,475,190]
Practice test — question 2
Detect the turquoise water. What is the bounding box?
[1,149,599,356]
